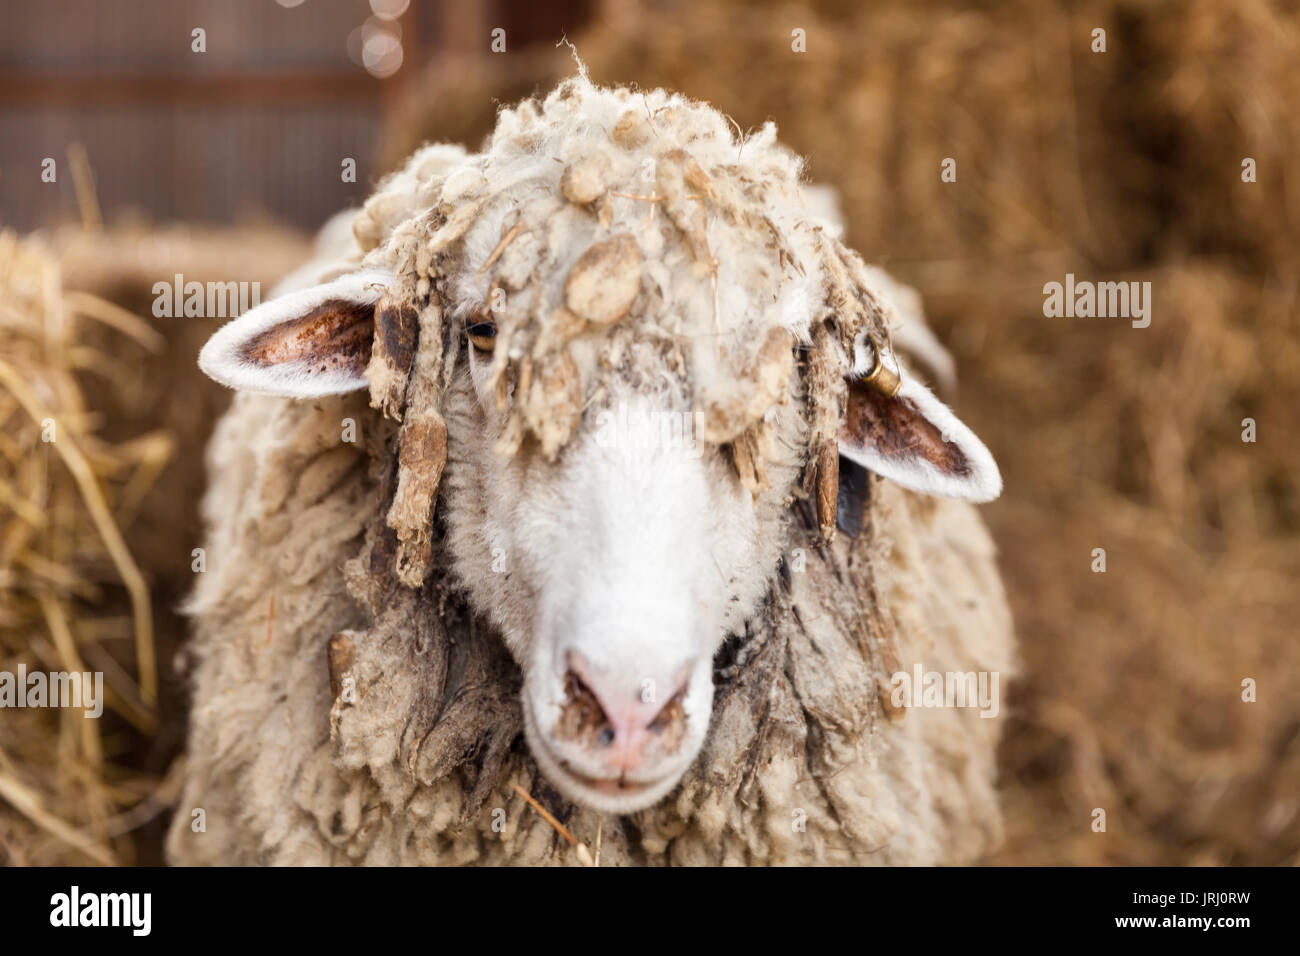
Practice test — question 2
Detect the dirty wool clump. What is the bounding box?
[351,74,893,569]
[168,77,1014,865]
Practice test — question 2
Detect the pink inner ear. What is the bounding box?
[844,377,972,477]
[241,298,375,375]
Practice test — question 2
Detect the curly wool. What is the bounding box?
[171,391,1012,865]
[347,77,899,584]
[168,77,1015,866]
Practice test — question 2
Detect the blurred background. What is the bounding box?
[0,0,1296,865]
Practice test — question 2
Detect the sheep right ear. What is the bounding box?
[198,269,392,398]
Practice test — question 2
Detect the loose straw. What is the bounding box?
[0,357,157,704]
[66,143,103,233]
[512,783,595,866]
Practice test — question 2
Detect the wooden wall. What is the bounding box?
[0,0,457,231]
[0,0,596,233]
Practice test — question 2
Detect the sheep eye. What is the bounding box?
[466,320,496,353]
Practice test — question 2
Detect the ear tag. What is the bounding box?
[860,334,902,397]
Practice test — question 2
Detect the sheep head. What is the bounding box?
[198,78,1000,815]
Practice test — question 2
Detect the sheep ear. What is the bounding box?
[198,269,392,398]
[838,372,1002,503]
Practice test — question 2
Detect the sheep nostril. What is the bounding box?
[647,687,687,740]
[553,657,693,767]
[558,668,614,748]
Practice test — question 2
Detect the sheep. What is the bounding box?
[167,75,1014,866]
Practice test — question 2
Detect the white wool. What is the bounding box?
[353,81,823,353]
[171,77,1015,865]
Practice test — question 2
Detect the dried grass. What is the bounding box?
[0,224,310,865]
[0,232,164,864]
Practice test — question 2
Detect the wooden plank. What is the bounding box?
[0,72,386,106]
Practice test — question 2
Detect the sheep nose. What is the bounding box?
[558,653,691,772]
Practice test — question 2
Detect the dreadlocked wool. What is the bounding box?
[168,77,1014,865]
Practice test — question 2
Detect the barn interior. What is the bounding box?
[0,0,1296,866]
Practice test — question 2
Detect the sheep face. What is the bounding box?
[198,258,998,814]
[197,79,1004,815]
[441,356,800,813]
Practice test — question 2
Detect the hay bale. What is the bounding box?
[1092,0,1300,269]
[954,261,1300,865]
[0,225,310,865]
[0,231,165,865]
[50,224,311,588]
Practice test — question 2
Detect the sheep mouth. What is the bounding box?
[522,695,687,811]
[558,765,666,798]
[544,756,686,813]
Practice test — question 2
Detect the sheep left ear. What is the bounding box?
[838,369,1002,503]
[198,269,392,398]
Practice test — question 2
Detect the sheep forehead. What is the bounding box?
[380,78,821,338]
[450,191,814,341]
[361,79,845,464]
[456,85,814,392]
